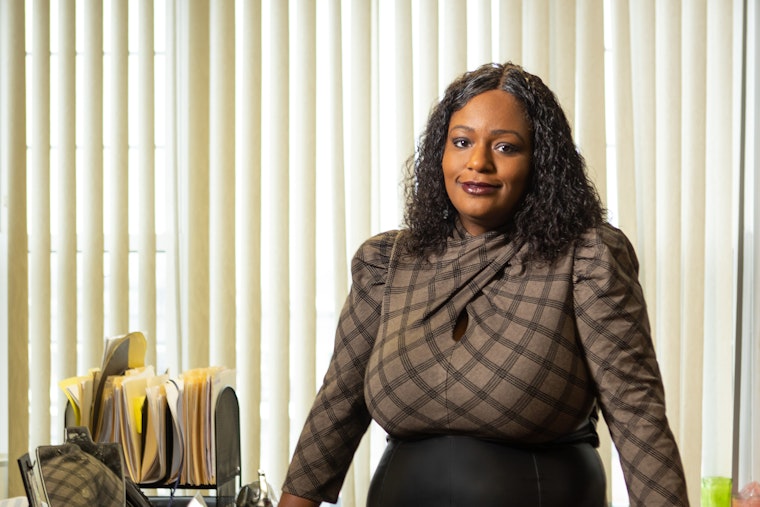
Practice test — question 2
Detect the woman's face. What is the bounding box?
[442,89,532,236]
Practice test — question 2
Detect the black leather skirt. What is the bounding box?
[366,435,606,507]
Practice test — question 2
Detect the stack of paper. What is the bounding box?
[59,370,96,428]
[178,366,236,486]
[59,331,236,487]
[140,375,170,483]
[91,332,148,438]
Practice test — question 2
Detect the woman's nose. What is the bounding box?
[467,144,493,172]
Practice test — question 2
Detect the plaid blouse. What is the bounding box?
[282,223,689,506]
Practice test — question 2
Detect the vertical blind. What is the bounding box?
[734,0,759,491]
[1,1,754,505]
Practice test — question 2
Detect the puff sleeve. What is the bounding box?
[573,225,689,506]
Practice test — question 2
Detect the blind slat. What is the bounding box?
[549,0,576,125]
[82,0,105,368]
[57,0,78,439]
[110,0,130,335]
[629,1,657,306]
[654,0,683,430]
[138,0,157,367]
[289,0,317,440]
[4,0,29,497]
[522,0,549,78]
[55,0,77,378]
[575,0,606,199]
[345,0,372,254]
[391,0,413,229]
[438,0,467,96]
[30,0,52,449]
[680,1,707,503]
[209,0,236,369]
[496,0,522,64]
[466,0,492,68]
[611,0,637,239]
[180,0,210,369]
[702,0,736,478]
[261,0,291,485]
[237,0,262,485]
[412,0,437,136]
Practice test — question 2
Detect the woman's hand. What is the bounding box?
[278,492,321,507]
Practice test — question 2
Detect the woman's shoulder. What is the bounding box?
[351,229,404,283]
[576,222,635,250]
[572,223,640,277]
[355,230,402,260]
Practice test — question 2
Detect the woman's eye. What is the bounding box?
[452,138,470,148]
[495,142,517,153]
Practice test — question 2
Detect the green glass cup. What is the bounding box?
[702,476,733,507]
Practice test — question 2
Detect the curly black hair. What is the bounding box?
[401,62,605,262]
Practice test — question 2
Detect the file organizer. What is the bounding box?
[65,386,241,507]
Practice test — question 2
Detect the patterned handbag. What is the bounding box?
[19,426,153,507]
[37,440,124,507]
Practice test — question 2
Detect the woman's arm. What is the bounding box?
[278,492,320,507]
[281,231,397,501]
[573,225,689,506]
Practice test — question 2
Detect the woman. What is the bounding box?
[279,62,689,506]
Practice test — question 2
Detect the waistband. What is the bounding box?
[387,415,600,450]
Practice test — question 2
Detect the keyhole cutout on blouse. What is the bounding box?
[453,311,468,342]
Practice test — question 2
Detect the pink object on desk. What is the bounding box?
[734,481,760,506]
